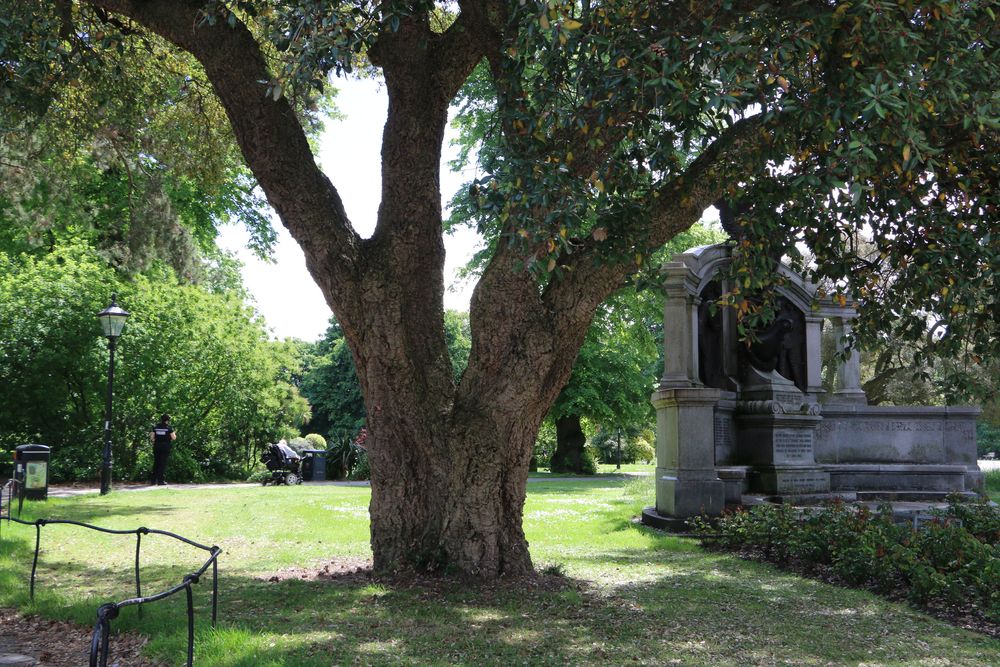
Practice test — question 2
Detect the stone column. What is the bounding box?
[804,315,826,401]
[659,263,700,388]
[831,318,867,405]
[648,387,724,521]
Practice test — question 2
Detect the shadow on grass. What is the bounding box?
[1,536,998,665]
[525,480,628,494]
[3,484,998,666]
[131,556,1000,666]
[12,499,181,527]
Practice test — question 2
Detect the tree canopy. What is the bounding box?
[0,244,310,482]
[4,0,998,578]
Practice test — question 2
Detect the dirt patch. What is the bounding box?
[0,608,164,666]
[259,555,373,583]
[259,556,584,599]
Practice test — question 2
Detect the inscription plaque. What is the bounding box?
[774,430,813,460]
[774,391,802,405]
[714,415,732,451]
[776,473,830,494]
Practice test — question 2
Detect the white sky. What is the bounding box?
[217,77,482,341]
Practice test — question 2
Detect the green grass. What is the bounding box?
[528,463,654,477]
[2,479,998,666]
[985,469,1000,503]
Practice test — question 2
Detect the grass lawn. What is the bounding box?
[2,479,998,666]
[986,469,1000,503]
[529,463,654,477]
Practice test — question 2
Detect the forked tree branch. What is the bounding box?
[81,0,363,307]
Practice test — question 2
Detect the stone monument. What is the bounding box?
[642,243,983,528]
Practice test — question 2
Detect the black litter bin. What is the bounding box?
[15,444,51,500]
[301,449,327,482]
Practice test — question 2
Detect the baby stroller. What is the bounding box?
[261,441,303,485]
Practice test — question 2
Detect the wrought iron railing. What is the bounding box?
[1,487,221,667]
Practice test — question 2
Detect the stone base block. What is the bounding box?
[825,463,969,493]
[655,472,725,518]
[965,469,985,492]
[752,467,830,495]
[716,466,751,505]
[827,389,869,405]
[641,507,700,532]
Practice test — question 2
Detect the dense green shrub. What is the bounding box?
[978,422,1000,458]
[304,433,327,450]
[0,246,310,483]
[325,430,369,480]
[695,498,1000,622]
[986,470,1000,500]
[348,448,370,481]
[246,470,270,484]
[590,427,655,465]
[532,420,557,467]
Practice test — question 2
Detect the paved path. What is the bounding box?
[27,462,994,499]
[43,474,646,499]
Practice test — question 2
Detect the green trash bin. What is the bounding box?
[15,444,50,501]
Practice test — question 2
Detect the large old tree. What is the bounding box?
[4,1,998,576]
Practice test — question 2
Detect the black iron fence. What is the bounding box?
[0,480,221,666]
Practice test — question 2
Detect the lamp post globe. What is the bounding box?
[97,294,129,495]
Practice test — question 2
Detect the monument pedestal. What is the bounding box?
[737,370,830,495]
[647,387,725,523]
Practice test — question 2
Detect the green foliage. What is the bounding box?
[453,1,1000,399]
[347,447,370,481]
[443,310,472,380]
[531,418,557,468]
[298,321,367,440]
[450,62,726,433]
[589,427,654,466]
[550,445,597,476]
[323,431,368,480]
[696,498,1000,621]
[299,312,472,441]
[246,469,271,484]
[304,433,327,449]
[0,2,277,265]
[0,244,309,482]
[986,470,1000,503]
[978,423,1000,458]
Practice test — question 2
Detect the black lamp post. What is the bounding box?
[616,427,622,470]
[97,294,129,495]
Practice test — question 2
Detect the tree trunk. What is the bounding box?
[550,414,590,474]
[86,0,716,579]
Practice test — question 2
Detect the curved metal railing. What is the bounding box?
[1,495,220,667]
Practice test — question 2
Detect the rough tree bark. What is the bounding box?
[82,0,754,578]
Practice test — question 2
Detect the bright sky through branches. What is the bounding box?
[218,77,481,341]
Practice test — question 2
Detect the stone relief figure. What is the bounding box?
[746,316,793,374]
[697,281,736,391]
[741,296,807,391]
[775,297,807,391]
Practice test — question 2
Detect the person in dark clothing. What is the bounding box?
[149,414,176,486]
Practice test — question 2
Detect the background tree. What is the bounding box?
[5,1,998,578]
[300,311,473,442]
[546,226,724,473]
[0,244,309,481]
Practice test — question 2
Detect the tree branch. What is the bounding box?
[434,0,505,101]
[81,0,363,311]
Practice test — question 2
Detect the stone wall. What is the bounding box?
[814,405,982,491]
